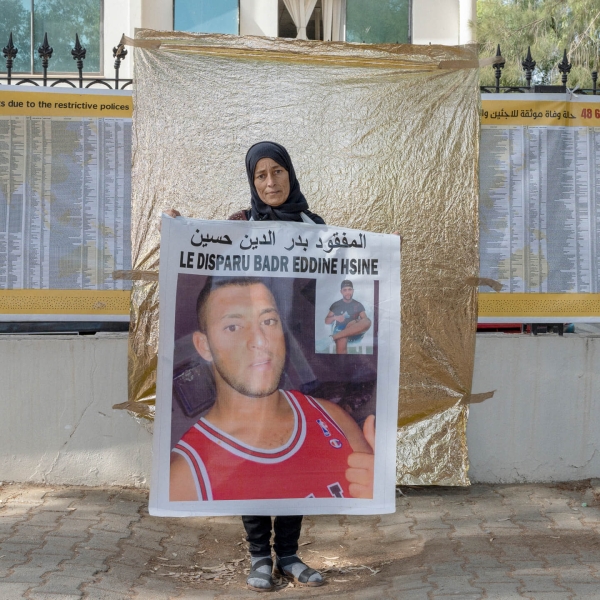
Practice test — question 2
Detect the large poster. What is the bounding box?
[0,86,132,321]
[150,216,401,516]
[480,93,600,322]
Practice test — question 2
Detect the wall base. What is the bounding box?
[1,332,598,487]
[468,333,600,483]
[0,334,152,487]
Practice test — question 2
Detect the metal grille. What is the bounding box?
[481,44,598,95]
[4,35,598,95]
[1,32,132,89]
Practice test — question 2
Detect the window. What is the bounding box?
[175,0,239,35]
[278,0,323,40]
[346,0,410,44]
[0,0,102,74]
[276,0,411,44]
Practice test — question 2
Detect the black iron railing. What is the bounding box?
[1,32,132,90]
[481,44,598,94]
[3,34,597,95]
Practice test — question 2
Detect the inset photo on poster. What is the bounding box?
[315,278,375,354]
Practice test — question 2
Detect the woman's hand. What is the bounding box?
[346,415,375,499]
[158,209,182,231]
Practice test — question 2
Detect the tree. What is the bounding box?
[0,0,32,73]
[476,0,600,88]
[0,0,100,74]
[34,0,101,72]
[346,0,410,44]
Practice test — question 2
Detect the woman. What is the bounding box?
[231,140,324,226]
[165,142,325,591]
[236,142,325,592]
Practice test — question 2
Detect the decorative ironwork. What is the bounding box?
[2,32,18,85]
[71,33,87,88]
[3,34,600,95]
[480,43,600,93]
[113,43,128,89]
[493,44,505,93]
[558,49,572,87]
[38,33,54,87]
[1,33,132,89]
[521,46,536,88]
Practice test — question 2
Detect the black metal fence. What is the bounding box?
[1,32,132,89]
[482,45,598,94]
[3,34,599,95]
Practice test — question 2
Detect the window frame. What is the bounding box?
[173,0,240,36]
[276,0,412,44]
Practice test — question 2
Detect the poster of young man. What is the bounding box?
[150,216,401,516]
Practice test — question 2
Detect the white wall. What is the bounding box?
[102,0,173,80]
[0,334,151,487]
[412,0,460,45]
[103,0,133,79]
[1,332,599,486]
[142,0,174,30]
[468,334,600,483]
[459,0,477,44]
[101,0,469,80]
[241,0,279,37]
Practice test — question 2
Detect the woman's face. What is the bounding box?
[253,158,291,207]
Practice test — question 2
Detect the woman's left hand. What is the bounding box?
[346,415,375,499]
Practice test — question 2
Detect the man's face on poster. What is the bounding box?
[192,283,286,398]
[341,286,354,301]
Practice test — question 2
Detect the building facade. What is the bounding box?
[1,0,477,79]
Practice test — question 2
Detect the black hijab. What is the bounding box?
[245,141,325,224]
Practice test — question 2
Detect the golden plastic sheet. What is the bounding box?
[125,31,480,485]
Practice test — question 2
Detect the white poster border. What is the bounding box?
[150,215,401,517]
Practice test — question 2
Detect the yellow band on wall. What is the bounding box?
[479,293,600,318]
[0,290,131,315]
[481,99,600,127]
[0,90,133,118]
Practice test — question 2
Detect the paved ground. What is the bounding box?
[1,481,599,599]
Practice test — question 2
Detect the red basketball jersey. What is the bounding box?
[173,390,353,500]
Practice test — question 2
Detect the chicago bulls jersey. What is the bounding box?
[173,390,352,500]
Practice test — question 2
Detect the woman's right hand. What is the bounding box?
[158,209,182,231]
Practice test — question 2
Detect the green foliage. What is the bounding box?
[477,0,600,88]
[346,0,410,44]
[34,0,101,72]
[0,0,32,72]
[0,0,100,74]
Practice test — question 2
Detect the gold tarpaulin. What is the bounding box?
[124,31,480,485]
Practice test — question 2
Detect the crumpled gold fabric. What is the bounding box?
[124,30,479,485]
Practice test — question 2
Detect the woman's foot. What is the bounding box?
[247,555,273,592]
[276,554,324,586]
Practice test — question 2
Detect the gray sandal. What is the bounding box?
[246,556,274,592]
[276,555,324,587]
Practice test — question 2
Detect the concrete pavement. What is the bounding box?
[1,481,599,599]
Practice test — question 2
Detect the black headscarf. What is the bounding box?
[245,141,325,224]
